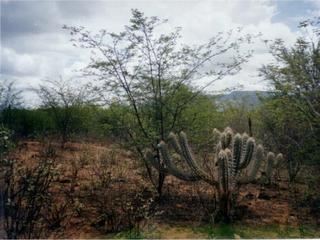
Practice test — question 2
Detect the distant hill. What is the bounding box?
[215,91,272,108]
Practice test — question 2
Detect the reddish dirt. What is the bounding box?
[9,140,319,238]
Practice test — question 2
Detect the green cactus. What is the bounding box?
[145,127,282,221]
[263,152,285,184]
[265,152,275,182]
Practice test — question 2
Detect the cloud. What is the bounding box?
[1,48,41,76]
[230,0,276,25]
[1,1,60,39]
[1,0,315,106]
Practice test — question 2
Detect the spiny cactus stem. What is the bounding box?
[240,144,264,184]
[145,149,168,173]
[158,141,200,182]
[232,133,242,173]
[266,152,275,182]
[218,150,229,193]
[239,137,255,169]
[179,132,218,187]
[168,132,183,155]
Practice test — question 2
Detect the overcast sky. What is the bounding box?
[1,0,319,106]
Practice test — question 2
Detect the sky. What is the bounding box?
[1,0,319,106]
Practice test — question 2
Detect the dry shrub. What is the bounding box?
[79,147,155,234]
[2,145,57,239]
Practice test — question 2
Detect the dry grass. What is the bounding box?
[8,140,320,238]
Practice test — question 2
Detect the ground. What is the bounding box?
[5,140,320,239]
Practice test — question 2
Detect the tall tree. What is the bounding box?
[65,9,255,195]
[261,17,320,133]
[260,17,320,173]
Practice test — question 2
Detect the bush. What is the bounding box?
[2,146,57,238]
[79,148,154,234]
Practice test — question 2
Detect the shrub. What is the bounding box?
[2,147,57,238]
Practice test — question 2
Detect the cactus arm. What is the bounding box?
[213,128,222,145]
[221,127,233,149]
[239,133,249,165]
[168,132,183,155]
[144,149,168,173]
[221,132,228,149]
[232,134,242,173]
[266,152,275,181]
[179,131,218,187]
[239,144,264,184]
[214,142,222,165]
[225,148,235,190]
[238,137,255,169]
[218,150,229,193]
[158,141,200,181]
[213,128,222,165]
[228,134,242,189]
[274,153,284,168]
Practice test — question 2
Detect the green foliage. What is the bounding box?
[197,224,236,239]
[0,104,113,142]
[97,102,141,144]
[219,100,253,134]
[255,95,320,181]
[115,229,145,239]
[178,93,224,150]
[1,108,54,138]
[259,17,320,169]
[0,92,222,147]
[195,224,320,239]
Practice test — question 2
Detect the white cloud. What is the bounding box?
[1,48,41,76]
[1,0,306,106]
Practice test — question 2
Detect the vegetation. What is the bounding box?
[0,12,319,239]
[64,9,254,195]
[258,17,320,181]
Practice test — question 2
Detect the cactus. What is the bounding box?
[264,152,284,183]
[265,152,275,183]
[145,127,282,221]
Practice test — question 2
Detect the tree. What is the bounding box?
[260,17,320,169]
[261,18,320,136]
[0,80,23,111]
[37,78,97,145]
[256,97,312,181]
[0,80,23,129]
[65,9,255,195]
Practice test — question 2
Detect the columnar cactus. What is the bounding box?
[265,152,283,183]
[145,127,282,221]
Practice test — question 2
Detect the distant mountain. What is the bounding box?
[215,91,272,108]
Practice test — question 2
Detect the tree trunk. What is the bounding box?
[156,149,165,196]
[157,172,165,196]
